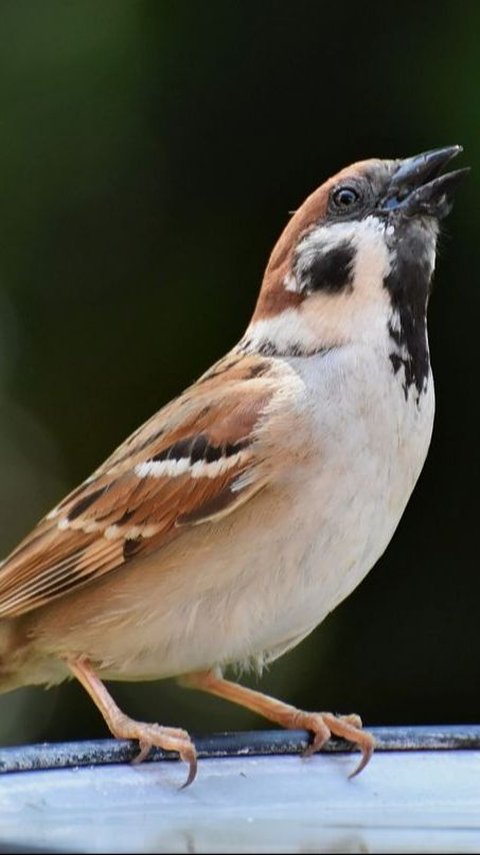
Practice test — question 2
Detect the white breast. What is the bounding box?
[269,343,435,642]
[32,338,434,684]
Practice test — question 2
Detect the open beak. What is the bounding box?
[378,146,469,219]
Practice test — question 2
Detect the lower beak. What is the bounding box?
[378,146,469,219]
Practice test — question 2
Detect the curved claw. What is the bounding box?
[348,735,375,779]
[300,711,375,777]
[179,745,198,789]
[301,716,331,758]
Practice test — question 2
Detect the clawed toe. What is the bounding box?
[339,712,363,730]
[297,710,374,776]
[131,739,152,765]
[180,670,374,779]
[301,713,331,757]
[321,711,375,775]
[115,719,197,784]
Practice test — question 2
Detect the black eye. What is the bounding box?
[332,186,360,208]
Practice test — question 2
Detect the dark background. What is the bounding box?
[0,0,478,746]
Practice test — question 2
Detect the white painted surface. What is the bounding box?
[0,751,479,853]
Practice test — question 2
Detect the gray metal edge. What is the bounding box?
[1,724,480,774]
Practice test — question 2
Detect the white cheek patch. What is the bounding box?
[292,216,392,298]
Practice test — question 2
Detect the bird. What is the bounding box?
[0,146,468,787]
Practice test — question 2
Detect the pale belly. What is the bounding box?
[22,354,435,687]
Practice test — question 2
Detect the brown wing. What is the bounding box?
[0,353,278,619]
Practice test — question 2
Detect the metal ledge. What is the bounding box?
[1,726,480,853]
[0,723,479,773]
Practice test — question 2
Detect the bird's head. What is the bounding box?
[244,147,468,369]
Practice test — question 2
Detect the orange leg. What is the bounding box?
[67,657,197,787]
[181,670,374,777]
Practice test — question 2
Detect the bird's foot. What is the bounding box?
[114,713,197,787]
[67,656,197,787]
[297,710,374,776]
[182,670,374,778]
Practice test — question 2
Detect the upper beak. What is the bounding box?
[378,146,470,219]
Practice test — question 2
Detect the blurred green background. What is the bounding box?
[0,0,478,746]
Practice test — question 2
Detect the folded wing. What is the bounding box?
[0,353,280,618]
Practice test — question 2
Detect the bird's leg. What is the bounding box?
[181,669,374,777]
[67,656,197,787]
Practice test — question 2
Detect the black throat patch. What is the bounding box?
[384,226,434,401]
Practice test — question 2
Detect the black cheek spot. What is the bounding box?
[301,240,355,294]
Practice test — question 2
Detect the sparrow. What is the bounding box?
[0,146,468,787]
